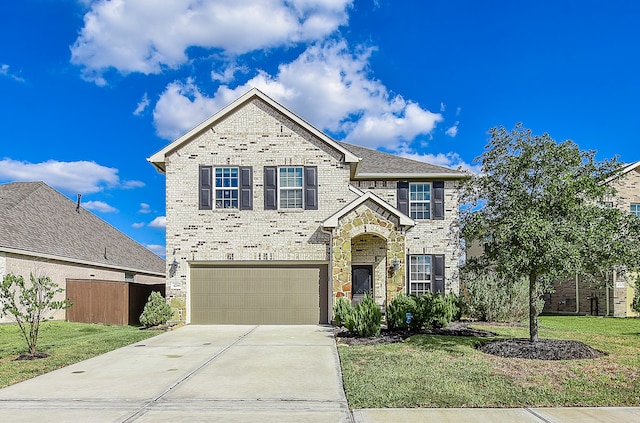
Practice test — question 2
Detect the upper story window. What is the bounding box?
[279,167,303,209]
[631,203,640,216]
[199,165,252,211]
[397,181,444,220]
[215,167,239,209]
[409,183,431,219]
[264,166,318,211]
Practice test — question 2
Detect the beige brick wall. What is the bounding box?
[165,100,355,298]
[164,99,462,308]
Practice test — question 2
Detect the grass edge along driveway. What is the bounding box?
[338,315,640,408]
[0,321,160,388]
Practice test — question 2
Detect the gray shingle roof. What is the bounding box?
[337,142,469,178]
[0,182,165,275]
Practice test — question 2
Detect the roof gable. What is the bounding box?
[0,182,165,275]
[148,88,359,172]
[322,191,415,229]
[603,160,640,185]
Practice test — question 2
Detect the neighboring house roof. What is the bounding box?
[338,142,469,179]
[148,88,360,172]
[323,191,415,229]
[0,182,165,276]
[602,160,640,185]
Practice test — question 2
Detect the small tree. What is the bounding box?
[461,124,640,342]
[139,291,174,328]
[0,273,71,356]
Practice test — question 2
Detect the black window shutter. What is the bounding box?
[432,181,445,220]
[304,166,318,210]
[397,181,409,215]
[199,165,212,210]
[239,166,253,210]
[432,254,445,294]
[264,166,277,210]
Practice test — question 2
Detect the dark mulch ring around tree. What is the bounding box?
[336,321,606,360]
[476,338,607,360]
[15,352,50,361]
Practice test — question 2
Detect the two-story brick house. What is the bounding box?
[148,88,468,324]
[543,161,640,317]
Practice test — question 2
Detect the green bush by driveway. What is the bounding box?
[0,321,160,388]
[338,316,640,408]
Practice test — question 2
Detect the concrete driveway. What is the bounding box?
[0,325,351,422]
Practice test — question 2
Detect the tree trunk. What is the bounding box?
[529,272,538,342]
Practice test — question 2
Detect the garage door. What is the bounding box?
[190,264,328,324]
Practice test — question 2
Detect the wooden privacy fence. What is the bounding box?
[66,279,166,325]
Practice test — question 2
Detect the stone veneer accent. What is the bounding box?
[331,202,406,307]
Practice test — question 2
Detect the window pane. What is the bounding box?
[409,183,430,219]
[280,189,302,209]
[631,203,640,216]
[214,167,239,209]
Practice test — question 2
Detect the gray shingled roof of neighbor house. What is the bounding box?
[337,141,469,178]
[0,181,165,276]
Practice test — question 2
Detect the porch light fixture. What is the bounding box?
[169,258,179,278]
[390,257,400,274]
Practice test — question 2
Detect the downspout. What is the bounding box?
[321,226,334,324]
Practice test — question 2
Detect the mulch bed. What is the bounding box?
[476,338,606,360]
[15,352,49,361]
[336,321,606,360]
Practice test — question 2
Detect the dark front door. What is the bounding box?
[352,265,373,305]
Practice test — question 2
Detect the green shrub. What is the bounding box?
[632,275,640,314]
[422,292,459,328]
[460,271,529,322]
[333,296,352,327]
[386,294,418,331]
[353,294,381,337]
[139,292,174,328]
[333,295,381,337]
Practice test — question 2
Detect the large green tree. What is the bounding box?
[461,124,640,342]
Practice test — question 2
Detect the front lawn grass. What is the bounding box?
[0,321,160,388]
[338,316,640,408]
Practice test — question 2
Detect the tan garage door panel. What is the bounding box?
[190,265,327,324]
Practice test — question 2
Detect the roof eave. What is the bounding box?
[322,191,415,229]
[353,172,471,180]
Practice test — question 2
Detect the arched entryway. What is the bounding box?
[351,234,387,305]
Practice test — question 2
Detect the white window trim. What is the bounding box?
[409,182,431,220]
[214,166,239,210]
[408,254,431,296]
[631,203,640,216]
[278,166,304,210]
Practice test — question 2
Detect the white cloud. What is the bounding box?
[211,61,248,83]
[145,244,166,257]
[70,0,353,83]
[153,40,443,149]
[0,158,119,194]
[133,93,149,115]
[0,64,25,83]
[148,216,167,229]
[440,102,445,112]
[121,180,145,189]
[82,200,118,213]
[445,121,459,137]
[139,203,151,213]
[132,222,145,228]
[399,151,481,174]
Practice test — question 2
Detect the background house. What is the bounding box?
[149,88,468,325]
[543,161,640,317]
[0,182,166,325]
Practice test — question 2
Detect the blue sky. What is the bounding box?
[1,0,639,257]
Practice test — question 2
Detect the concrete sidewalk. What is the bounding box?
[353,407,640,422]
[0,325,638,422]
